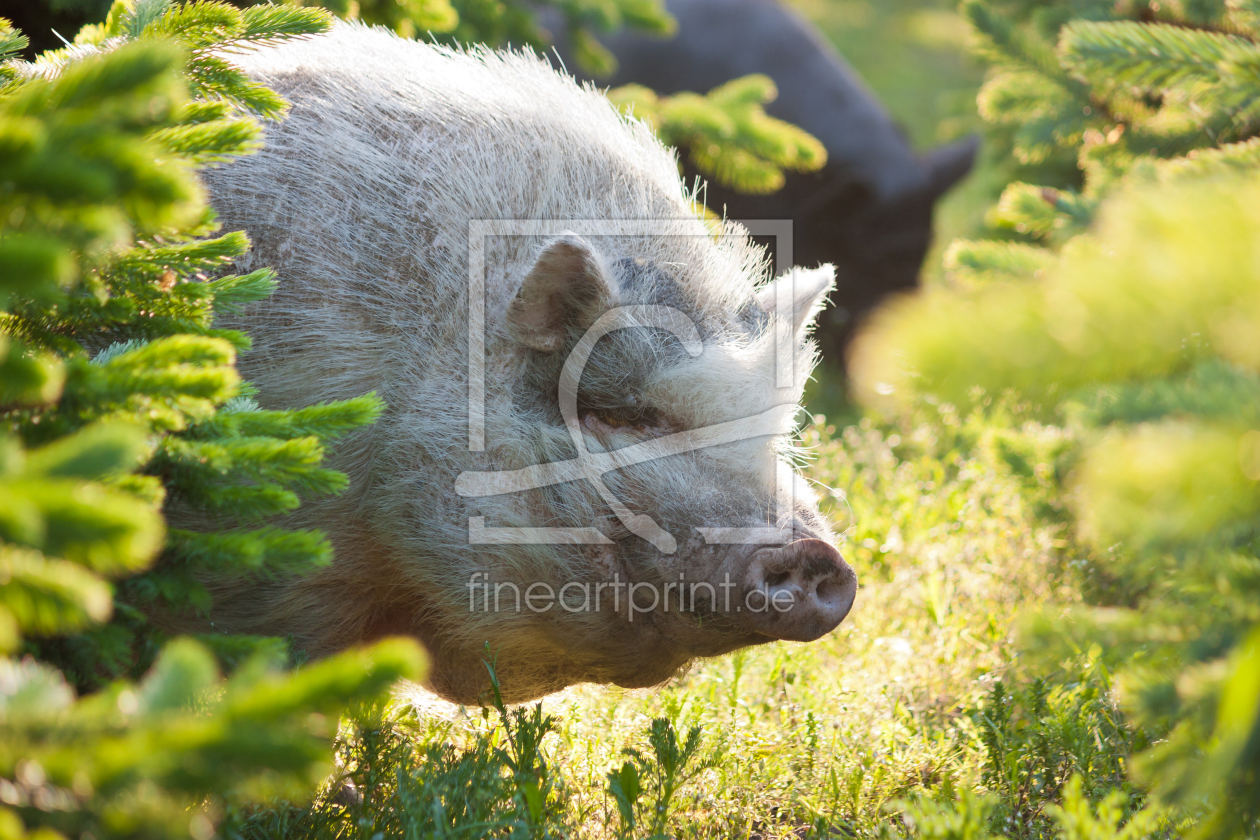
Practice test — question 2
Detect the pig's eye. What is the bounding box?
[597,408,656,429]
[581,404,661,433]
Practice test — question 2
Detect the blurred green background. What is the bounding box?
[791,0,982,148]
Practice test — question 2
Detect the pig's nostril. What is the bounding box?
[814,566,857,625]
[764,570,791,588]
[816,573,854,608]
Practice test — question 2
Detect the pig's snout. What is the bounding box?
[740,539,855,641]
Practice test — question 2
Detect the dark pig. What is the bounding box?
[546,0,978,364]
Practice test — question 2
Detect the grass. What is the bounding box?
[229,405,1143,838]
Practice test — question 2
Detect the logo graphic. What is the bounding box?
[456,220,799,551]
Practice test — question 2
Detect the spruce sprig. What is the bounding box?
[607,75,827,196]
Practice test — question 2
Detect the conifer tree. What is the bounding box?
[607,76,827,196]
[0,4,425,839]
[12,0,827,199]
[265,0,831,192]
[243,0,678,71]
[851,1,1260,835]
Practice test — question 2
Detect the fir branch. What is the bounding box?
[1071,358,1260,427]
[0,544,113,637]
[237,4,336,44]
[992,182,1096,239]
[1061,20,1245,91]
[943,239,1058,288]
[1154,133,1260,175]
[165,526,333,576]
[23,421,151,480]
[158,435,350,517]
[206,268,278,315]
[195,393,386,442]
[1,11,415,838]
[609,74,826,195]
[140,0,244,48]
[193,483,301,520]
[977,69,1074,125]
[123,0,173,38]
[113,231,251,276]
[186,53,288,119]
[177,99,231,125]
[963,0,1072,82]
[0,19,29,62]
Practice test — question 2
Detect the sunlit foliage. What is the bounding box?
[853,1,1260,836]
[0,5,424,839]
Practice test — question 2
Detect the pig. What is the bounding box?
[543,0,978,365]
[183,23,856,704]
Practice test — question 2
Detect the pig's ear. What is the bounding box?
[756,264,835,338]
[507,234,617,353]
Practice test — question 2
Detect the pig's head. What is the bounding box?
[442,232,856,703]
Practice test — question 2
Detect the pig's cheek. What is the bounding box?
[584,544,623,588]
[588,544,613,572]
[520,483,580,527]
